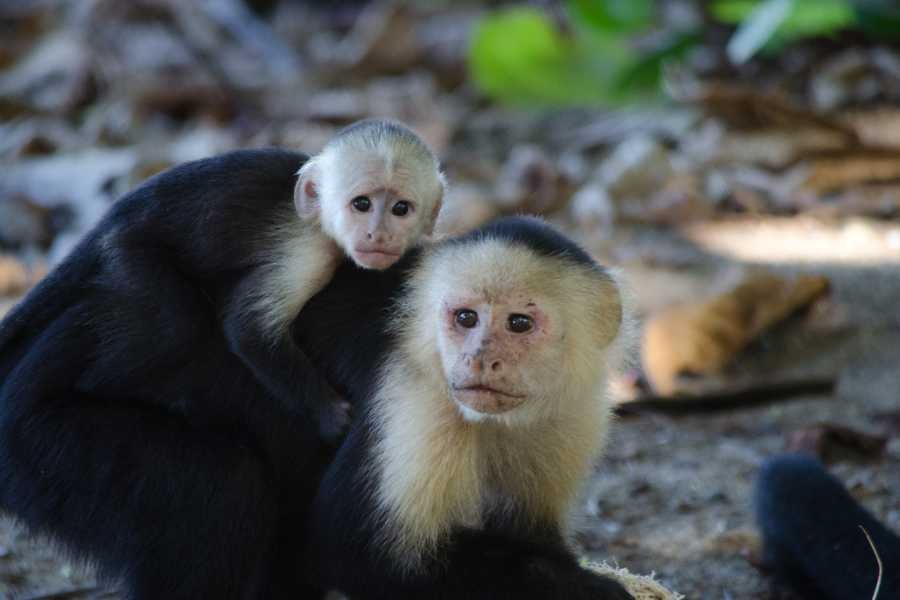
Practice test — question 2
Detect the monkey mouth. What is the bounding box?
[452,385,526,414]
[352,248,402,269]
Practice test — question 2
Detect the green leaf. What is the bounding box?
[567,0,654,33]
[779,0,855,36]
[713,0,855,34]
[468,7,627,106]
[712,0,771,23]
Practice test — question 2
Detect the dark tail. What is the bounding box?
[754,454,900,600]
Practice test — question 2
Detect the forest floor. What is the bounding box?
[1,2,899,599]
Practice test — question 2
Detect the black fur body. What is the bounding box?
[0,149,343,599]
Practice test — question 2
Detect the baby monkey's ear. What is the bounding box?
[294,161,321,221]
[423,171,447,236]
[425,192,443,236]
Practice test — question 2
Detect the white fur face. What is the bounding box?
[409,238,622,426]
[437,290,563,422]
[294,130,444,270]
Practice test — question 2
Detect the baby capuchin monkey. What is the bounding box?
[301,217,634,599]
[0,118,445,441]
[228,119,445,436]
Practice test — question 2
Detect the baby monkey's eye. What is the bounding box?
[351,196,371,212]
[392,200,411,217]
[455,309,478,329]
[507,314,534,333]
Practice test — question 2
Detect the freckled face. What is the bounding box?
[437,290,561,417]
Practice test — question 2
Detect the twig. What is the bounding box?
[615,377,836,415]
[860,525,883,600]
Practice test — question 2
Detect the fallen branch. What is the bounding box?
[615,377,836,415]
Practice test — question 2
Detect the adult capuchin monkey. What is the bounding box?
[295,217,634,599]
[0,120,444,599]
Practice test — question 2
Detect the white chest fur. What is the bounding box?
[255,223,340,336]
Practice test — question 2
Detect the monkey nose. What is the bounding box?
[466,356,501,375]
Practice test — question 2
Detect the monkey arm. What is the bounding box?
[223,271,349,444]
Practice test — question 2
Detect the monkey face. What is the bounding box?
[412,234,622,427]
[436,289,566,422]
[295,137,444,271]
[337,187,423,270]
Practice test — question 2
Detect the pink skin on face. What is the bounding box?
[440,294,552,415]
[346,188,418,270]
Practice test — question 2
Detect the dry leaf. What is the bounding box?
[642,272,830,395]
[842,107,900,151]
[803,154,900,196]
[713,128,848,169]
[675,82,857,142]
[0,256,29,297]
[0,255,45,297]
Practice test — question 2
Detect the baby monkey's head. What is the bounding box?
[295,119,446,270]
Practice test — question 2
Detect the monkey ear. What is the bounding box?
[593,275,623,348]
[294,165,321,221]
[424,192,443,236]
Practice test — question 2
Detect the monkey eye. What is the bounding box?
[391,200,411,217]
[507,314,534,334]
[351,196,371,212]
[455,309,478,329]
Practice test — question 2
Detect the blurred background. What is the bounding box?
[1,0,899,597]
